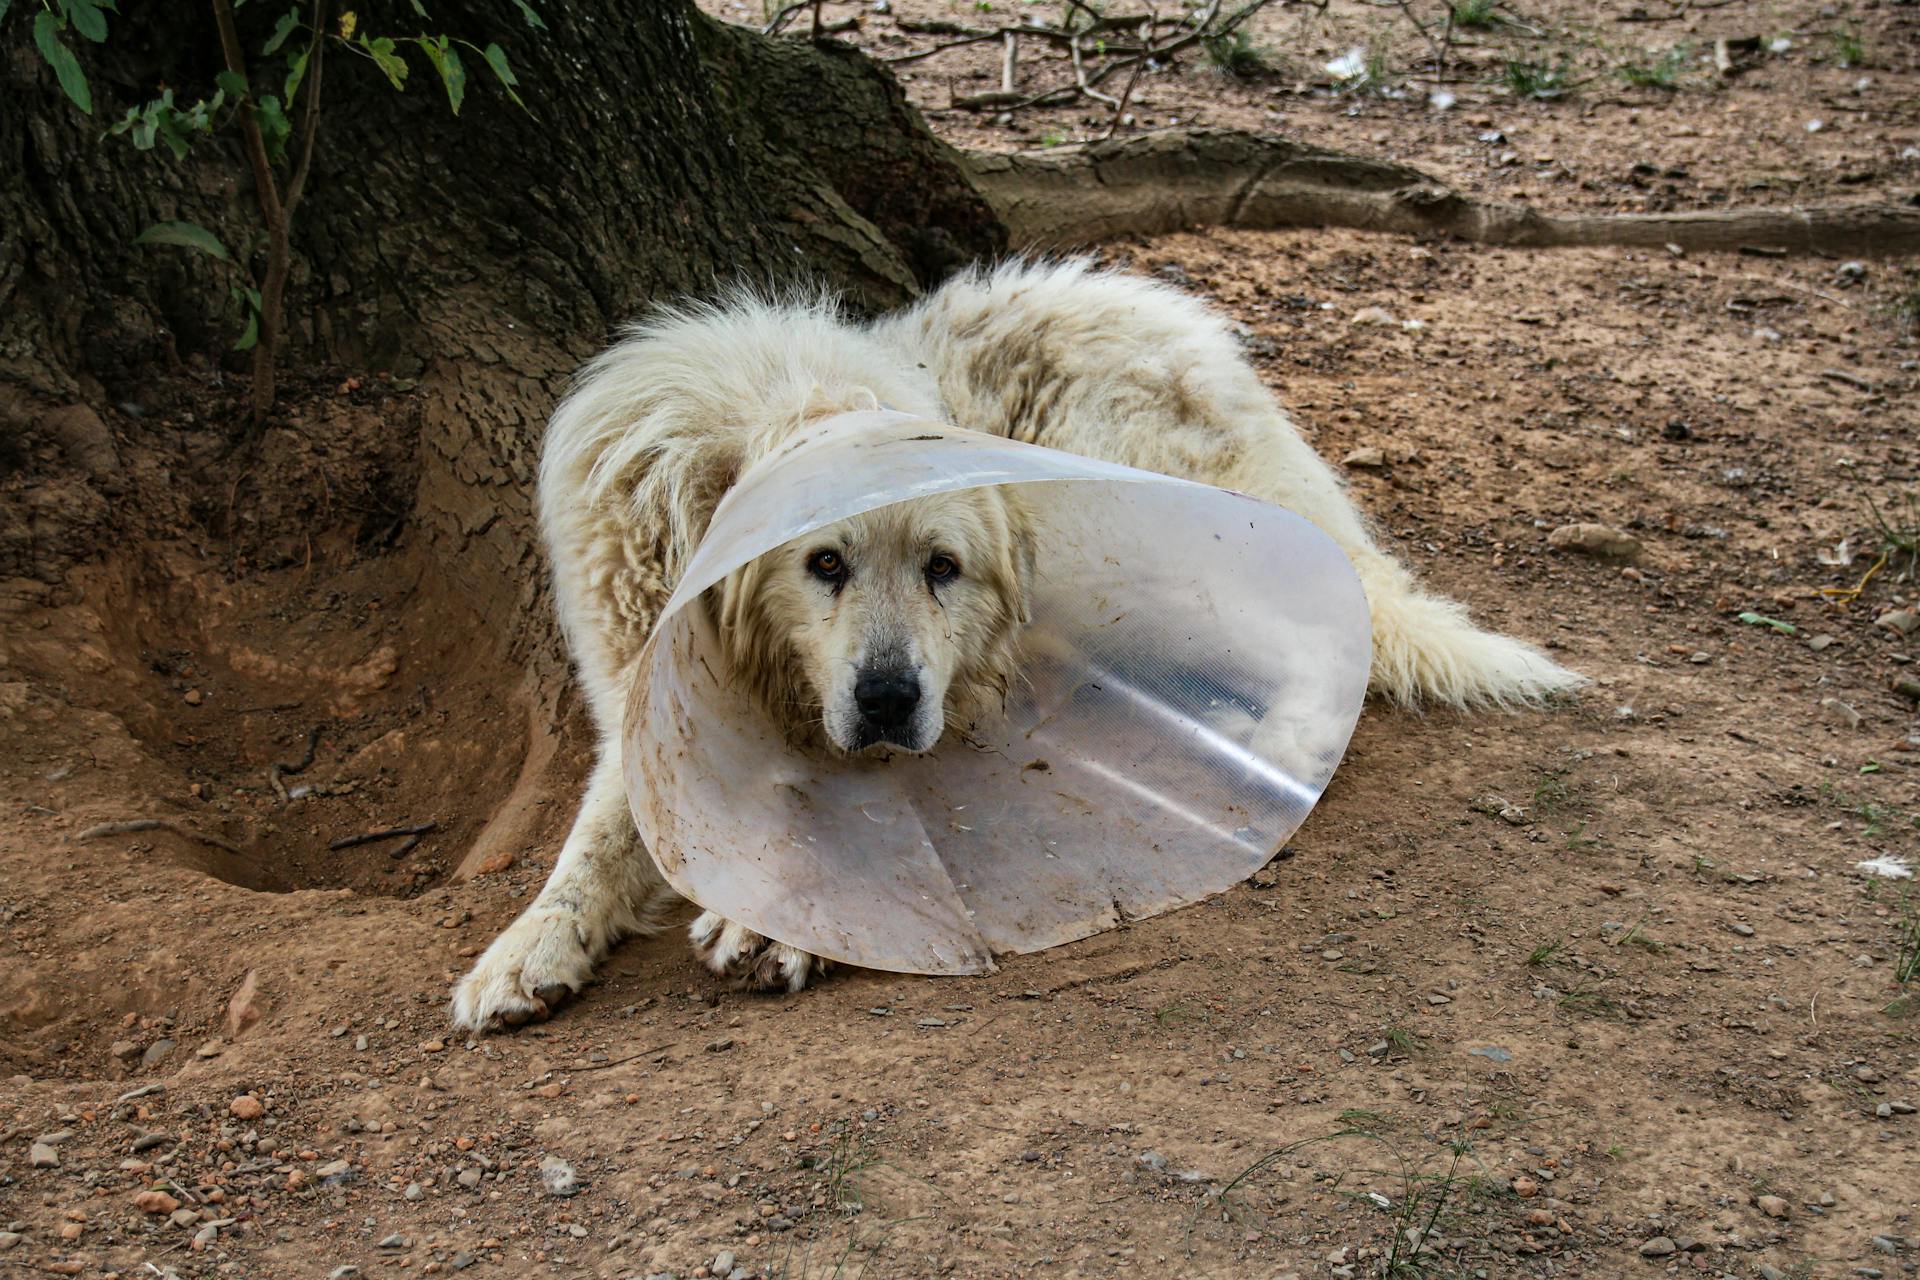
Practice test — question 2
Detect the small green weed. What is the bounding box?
[1830,25,1865,67]
[1619,43,1690,88]
[1338,1108,1397,1128]
[1531,768,1574,815]
[1204,28,1277,78]
[1207,1126,1485,1276]
[1449,0,1502,29]
[1865,490,1920,583]
[1526,938,1567,968]
[1384,1018,1424,1056]
[1329,39,1395,94]
[1154,999,1209,1027]
[1896,890,1918,987]
[1502,56,1573,99]
[1558,978,1620,1017]
[1615,917,1665,952]
[1893,286,1920,334]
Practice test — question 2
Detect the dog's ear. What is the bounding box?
[709,556,813,740]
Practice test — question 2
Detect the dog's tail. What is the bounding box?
[1355,554,1585,709]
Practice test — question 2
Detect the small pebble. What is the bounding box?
[134,1190,181,1215]
[540,1156,580,1197]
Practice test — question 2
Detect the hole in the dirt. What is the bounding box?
[14,380,573,903]
[142,835,303,895]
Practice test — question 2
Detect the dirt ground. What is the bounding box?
[4,1,1919,1277]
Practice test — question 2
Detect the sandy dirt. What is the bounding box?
[4,2,1919,1277]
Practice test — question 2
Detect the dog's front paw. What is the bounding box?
[689,910,828,994]
[450,906,595,1032]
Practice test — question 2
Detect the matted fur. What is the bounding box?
[450,260,1584,1031]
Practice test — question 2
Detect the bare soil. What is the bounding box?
[4,3,1920,1277]
[753,0,1918,215]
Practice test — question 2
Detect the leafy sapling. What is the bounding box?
[20,0,543,424]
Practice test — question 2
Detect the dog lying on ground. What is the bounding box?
[449,259,1582,1032]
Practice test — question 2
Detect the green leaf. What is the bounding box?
[1735,610,1798,636]
[262,5,299,55]
[66,0,108,42]
[416,35,464,114]
[284,45,310,104]
[477,42,524,110]
[253,94,291,160]
[135,221,233,262]
[360,34,408,89]
[33,11,93,114]
[0,2,13,24]
[407,0,427,14]
[508,0,544,29]
[216,68,249,101]
[232,286,264,351]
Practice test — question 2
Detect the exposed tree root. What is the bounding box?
[75,819,242,855]
[964,129,1920,256]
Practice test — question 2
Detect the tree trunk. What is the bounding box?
[0,0,1003,875]
[1,0,1002,597]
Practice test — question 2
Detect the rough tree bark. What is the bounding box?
[0,0,1003,618]
[0,1,1002,873]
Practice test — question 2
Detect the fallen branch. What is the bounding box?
[911,1,1276,125]
[1100,52,1149,141]
[76,819,241,855]
[329,820,436,851]
[564,1041,680,1071]
[962,128,1920,257]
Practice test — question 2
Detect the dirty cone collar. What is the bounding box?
[623,411,1372,974]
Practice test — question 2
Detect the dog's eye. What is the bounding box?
[926,554,959,583]
[807,549,845,582]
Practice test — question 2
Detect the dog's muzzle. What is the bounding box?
[852,667,922,747]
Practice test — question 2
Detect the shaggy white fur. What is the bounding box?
[449,259,1583,1031]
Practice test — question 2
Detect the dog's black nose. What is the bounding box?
[854,669,921,734]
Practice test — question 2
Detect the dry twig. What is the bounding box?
[328,820,437,851]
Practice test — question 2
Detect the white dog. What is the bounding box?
[450,260,1581,1031]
